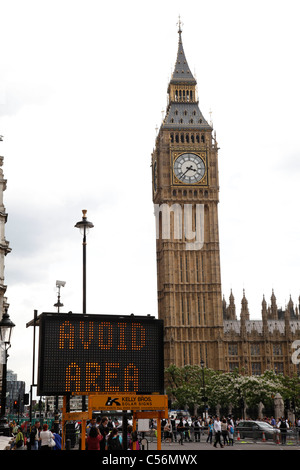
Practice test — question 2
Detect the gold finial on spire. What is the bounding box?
[177,15,183,34]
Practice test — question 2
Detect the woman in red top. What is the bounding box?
[87,426,103,450]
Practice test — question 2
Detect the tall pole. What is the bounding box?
[75,210,94,315]
[0,309,15,418]
[82,224,86,411]
[83,224,86,314]
[29,309,38,424]
[200,358,207,418]
[75,210,93,413]
[0,352,7,417]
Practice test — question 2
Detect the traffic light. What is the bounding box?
[13,400,18,410]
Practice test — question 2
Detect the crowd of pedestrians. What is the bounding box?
[5,413,300,450]
[5,419,62,450]
[84,415,140,450]
[5,415,141,451]
[160,414,300,448]
[161,414,236,447]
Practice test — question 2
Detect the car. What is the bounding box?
[0,417,10,437]
[236,420,280,441]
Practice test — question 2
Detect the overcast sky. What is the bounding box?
[0,0,300,393]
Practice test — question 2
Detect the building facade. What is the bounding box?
[152,25,300,376]
[0,139,12,416]
[223,290,300,376]
[6,369,26,415]
[0,151,10,315]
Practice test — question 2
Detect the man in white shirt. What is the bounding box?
[213,416,223,448]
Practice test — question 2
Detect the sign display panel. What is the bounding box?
[37,313,164,396]
[89,394,168,411]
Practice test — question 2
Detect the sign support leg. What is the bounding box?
[157,416,161,450]
[62,396,67,450]
[132,413,137,450]
[81,418,86,450]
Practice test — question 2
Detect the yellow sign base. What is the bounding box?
[61,393,168,451]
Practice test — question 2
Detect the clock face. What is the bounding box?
[173,153,206,184]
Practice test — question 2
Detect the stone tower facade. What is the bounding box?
[152,24,224,371]
[152,25,300,377]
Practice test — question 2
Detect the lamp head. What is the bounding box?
[0,308,15,344]
[75,210,94,236]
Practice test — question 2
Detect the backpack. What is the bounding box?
[108,436,122,450]
[16,433,24,447]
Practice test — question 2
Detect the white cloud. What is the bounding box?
[1,0,300,390]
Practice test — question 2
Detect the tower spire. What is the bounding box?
[163,20,211,130]
[170,19,196,85]
[177,15,183,35]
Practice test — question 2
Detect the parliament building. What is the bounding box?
[152,24,300,377]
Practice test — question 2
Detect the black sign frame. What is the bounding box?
[37,313,164,396]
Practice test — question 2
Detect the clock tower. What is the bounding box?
[152,23,224,371]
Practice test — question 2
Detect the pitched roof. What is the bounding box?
[170,29,196,85]
[162,102,211,130]
[162,24,212,131]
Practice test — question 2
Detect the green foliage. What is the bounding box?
[165,364,299,413]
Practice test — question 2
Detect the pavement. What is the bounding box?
[145,438,300,451]
[1,435,299,452]
[0,435,13,450]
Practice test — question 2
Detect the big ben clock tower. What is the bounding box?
[152,22,224,371]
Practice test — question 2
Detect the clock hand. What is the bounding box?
[182,165,196,177]
[181,170,189,178]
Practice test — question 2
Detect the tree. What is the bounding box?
[165,364,293,417]
[165,364,214,413]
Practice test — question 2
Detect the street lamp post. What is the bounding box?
[75,210,94,314]
[200,359,208,418]
[0,308,15,417]
[75,210,94,412]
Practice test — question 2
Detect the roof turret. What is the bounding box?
[163,20,211,131]
[170,20,196,86]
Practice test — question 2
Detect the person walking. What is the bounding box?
[39,423,55,450]
[193,417,201,442]
[206,419,214,444]
[29,421,40,450]
[14,427,25,450]
[177,418,185,445]
[164,419,172,445]
[170,416,177,442]
[279,417,288,445]
[86,426,102,450]
[106,428,122,450]
[221,418,229,446]
[86,416,98,436]
[213,416,223,448]
[99,416,109,451]
[228,421,234,446]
